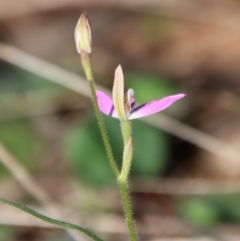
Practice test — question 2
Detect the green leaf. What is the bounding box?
[0,198,105,241]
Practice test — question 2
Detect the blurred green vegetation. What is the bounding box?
[0,64,58,94]
[0,119,39,175]
[64,113,169,186]
[179,195,240,228]
[0,226,14,240]
[0,65,65,177]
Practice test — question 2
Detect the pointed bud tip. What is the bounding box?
[115,64,122,72]
[114,65,124,84]
[75,12,92,54]
[115,65,124,80]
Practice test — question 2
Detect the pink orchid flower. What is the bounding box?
[96,65,185,121]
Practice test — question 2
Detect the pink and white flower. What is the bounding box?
[96,65,185,121]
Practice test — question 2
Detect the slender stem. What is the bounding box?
[119,137,133,182]
[120,120,132,146]
[119,120,133,181]
[118,180,137,241]
[119,117,136,240]
[80,52,119,177]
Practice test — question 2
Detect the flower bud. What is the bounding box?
[74,13,92,54]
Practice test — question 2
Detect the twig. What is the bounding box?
[0,43,239,167]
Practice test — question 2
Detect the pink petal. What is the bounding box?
[129,94,185,119]
[96,91,117,117]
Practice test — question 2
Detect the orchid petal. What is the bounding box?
[129,94,185,119]
[96,91,117,117]
[112,65,127,120]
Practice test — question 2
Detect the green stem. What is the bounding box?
[118,180,137,241]
[119,120,133,181]
[120,120,132,146]
[80,52,119,177]
[119,119,136,240]
[119,137,133,182]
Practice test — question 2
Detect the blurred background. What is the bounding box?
[0,0,240,240]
